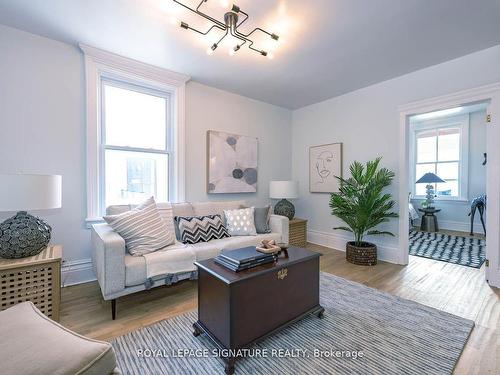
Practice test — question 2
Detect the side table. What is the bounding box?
[419,208,441,232]
[289,218,308,247]
[0,245,62,321]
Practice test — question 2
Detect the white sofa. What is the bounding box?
[91,200,289,319]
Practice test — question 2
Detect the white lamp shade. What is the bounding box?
[0,174,62,212]
[269,180,299,199]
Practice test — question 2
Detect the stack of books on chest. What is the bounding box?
[214,246,276,272]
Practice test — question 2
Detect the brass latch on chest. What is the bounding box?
[277,268,288,280]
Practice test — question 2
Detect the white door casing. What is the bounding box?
[398,82,500,287]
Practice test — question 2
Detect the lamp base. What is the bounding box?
[274,199,295,220]
[0,211,51,259]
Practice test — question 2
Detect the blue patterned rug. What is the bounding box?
[409,230,486,268]
[112,272,473,375]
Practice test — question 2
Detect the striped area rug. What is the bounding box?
[112,272,474,375]
[409,230,486,268]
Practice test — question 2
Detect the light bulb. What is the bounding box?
[220,0,230,8]
[169,16,178,26]
[267,53,275,60]
[228,49,235,56]
[206,47,214,55]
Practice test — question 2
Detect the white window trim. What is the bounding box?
[81,44,190,224]
[409,114,469,202]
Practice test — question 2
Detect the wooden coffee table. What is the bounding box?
[193,247,324,374]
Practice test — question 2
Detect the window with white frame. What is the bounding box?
[82,44,189,222]
[410,115,469,200]
[101,79,173,210]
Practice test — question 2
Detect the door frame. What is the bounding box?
[398,82,500,287]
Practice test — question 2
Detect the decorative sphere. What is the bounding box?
[0,212,51,258]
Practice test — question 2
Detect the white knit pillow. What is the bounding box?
[224,207,257,236]
[104,197,175,256]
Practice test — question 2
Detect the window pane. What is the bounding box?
[437,162,458,180]
[104,149,169,207]
[436,180,458,197]
[438,128,459,161]
[416,131,437,163]
[415,163,435,195]
[104,84,167,150]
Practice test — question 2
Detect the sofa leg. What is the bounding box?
[111,299,116,320]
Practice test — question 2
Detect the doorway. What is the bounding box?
[397,83,500,287]
[407,103,487,269]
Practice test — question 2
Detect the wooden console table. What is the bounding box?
[0,245,62,321]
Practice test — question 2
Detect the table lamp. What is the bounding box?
[269,181,298,220]
[0,174,62,258]
[416,172,445,209]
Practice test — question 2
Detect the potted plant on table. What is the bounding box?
[329,157,398,265]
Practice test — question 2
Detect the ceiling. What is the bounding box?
[0,0,499,109]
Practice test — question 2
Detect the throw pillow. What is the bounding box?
[254,206,272,234]
[175,215,230,244]
[103,197,175,256]
[224,207,257,236]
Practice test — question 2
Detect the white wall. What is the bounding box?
[185,81,291,205]
[0,25,292,284]
[292,45,500,262]
[411,110,487,233]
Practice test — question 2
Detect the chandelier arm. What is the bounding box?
[215,28,230,46]
[238,27,273,39]
[185,23,225,36]
[236,9,249,28]
[173,0,226,28]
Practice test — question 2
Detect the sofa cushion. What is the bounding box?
[254,206,272,234]
[224,207,257,236]
[223,233,282,251]
[190,233,281,261]
[192,200,246,216]
[124,254,147,287]
[0,302,117,375]
[172,202,195,217]
[176,214,230,244]
[104,197,175,256]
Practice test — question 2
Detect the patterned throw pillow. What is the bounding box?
[103,197,175,256]
[175,215,230,244]
[224,207,257,236]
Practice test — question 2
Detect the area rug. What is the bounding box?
[409,230,486,268]
[112,272,474,375]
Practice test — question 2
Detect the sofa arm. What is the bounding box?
[269,214,289,244]
[91,223,126,299]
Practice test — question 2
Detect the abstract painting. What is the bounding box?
[309,142,342,193]
[207,130,258,193]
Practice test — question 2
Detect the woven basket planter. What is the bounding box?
[346,241,377,266]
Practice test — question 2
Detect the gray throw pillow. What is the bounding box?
[254,206,272,234]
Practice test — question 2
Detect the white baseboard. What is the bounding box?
[61,258,96,287]
[307,230,401,264]
[413,219,485,234]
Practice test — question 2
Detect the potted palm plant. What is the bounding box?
[329,157,398,265]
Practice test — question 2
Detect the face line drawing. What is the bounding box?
[315,151,333,183]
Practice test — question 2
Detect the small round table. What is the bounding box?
[419,208,441,232]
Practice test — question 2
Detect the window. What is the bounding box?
[101,80,172,209]
[410,115,469,200]
[82,44,189,222]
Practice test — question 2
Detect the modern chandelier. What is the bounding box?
[173,0,279,58]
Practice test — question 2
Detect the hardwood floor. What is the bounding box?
[60,244,499,374]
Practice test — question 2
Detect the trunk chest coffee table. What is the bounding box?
[193,247,324,374]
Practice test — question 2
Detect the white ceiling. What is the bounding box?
[0,0,499,109]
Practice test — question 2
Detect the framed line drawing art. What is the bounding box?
[309,142,342,193]
[207,130,258,193]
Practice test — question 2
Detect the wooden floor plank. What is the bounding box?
[60,243,499,374]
